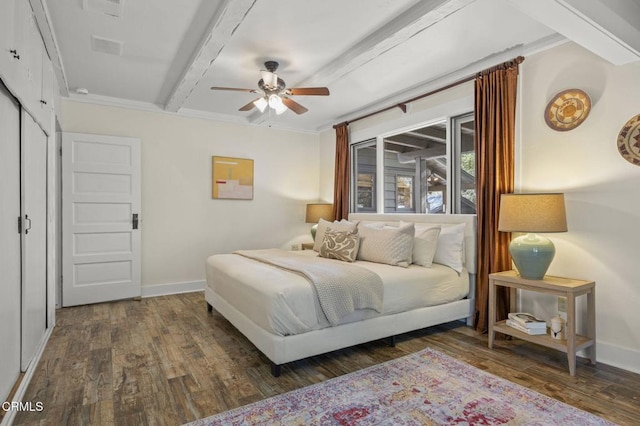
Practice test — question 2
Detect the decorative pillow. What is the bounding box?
[432,223,466,273]
[319,229,360,262]
[313,219,358,252]
[357,221,388,229]
[412,226,441,267]
[357,222,414,267]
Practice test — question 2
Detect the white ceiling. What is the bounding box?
[42,0,640,132]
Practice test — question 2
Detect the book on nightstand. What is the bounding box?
[506,319,548,335]
[507,312,547,329]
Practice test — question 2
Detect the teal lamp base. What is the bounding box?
[311,224,319,241]
[510,233,555,280]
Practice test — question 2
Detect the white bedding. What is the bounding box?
[205,249,469,336]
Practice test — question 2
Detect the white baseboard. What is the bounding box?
[141,280,205,298]
[592,341,640,374]
[1,326,54,426]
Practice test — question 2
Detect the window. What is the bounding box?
[351,140,377,212]
[453,113,476,214]
[352,113,475,215]
[425,158,445,213]
[396,175,413,210]
[357,172,375,210]
[383,120,448,213]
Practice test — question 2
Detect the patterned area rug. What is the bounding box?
[187,348,613,425]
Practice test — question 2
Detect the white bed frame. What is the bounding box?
[205,213,477,376]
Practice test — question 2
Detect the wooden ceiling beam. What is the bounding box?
[296,0,474,88]
[164,0,257,112]
[506,0,640,65]
[251,0,474,124]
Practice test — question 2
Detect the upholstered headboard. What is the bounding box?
[348,213,477,274]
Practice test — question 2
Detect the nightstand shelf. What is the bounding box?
[493,320,592,353]
[488,270,596,376]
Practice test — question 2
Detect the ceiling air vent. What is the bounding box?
[91,35,123,56]
[82,0,124,17]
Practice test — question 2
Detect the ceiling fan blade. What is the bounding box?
[239,98,261,111]
[287,87,330,96]
[281,97,308,115]
[210,86,258,93]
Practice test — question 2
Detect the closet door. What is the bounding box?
[21,111,47,370]
[0,84,21,401]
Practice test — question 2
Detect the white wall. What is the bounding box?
[518,42,640,373]
[61,101,320,294]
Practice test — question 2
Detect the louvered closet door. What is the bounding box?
[62,133,141,307]
[21,111,48,370]
[0,83,22,401]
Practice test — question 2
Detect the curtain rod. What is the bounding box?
[333,56,524,129]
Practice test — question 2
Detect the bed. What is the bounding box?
[205,213,477,376]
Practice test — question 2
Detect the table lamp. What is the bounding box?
[305,203,334,240]
[498,193,567,280]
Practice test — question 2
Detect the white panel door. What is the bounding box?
[62,133,141,306]
[0,84,22,400]
[21,111,48,370]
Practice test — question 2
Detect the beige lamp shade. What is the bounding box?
[305,203,334,223]
[498,193,567,233]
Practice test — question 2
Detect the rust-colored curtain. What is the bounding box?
[473,59,521,333]
[333,123,350,220]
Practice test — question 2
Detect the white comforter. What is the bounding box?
[234,249,383,326]
[205,250,469,336]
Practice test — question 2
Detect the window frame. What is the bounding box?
[451,112,476,214]
[379,118,448,214]
[347,87,474,215]
[350,139,378,213]
[350,116,474,215]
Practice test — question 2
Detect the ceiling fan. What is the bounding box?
[210,61,330,115]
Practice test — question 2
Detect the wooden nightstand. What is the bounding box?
[301,243,314,250]
[488,270,596,376]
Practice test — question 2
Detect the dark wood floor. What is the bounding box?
[12,292,640,425]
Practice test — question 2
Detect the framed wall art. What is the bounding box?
[211,156,254,200]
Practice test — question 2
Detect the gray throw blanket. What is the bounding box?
[234,249,383,326]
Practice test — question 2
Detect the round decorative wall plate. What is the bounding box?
[617,114,640,166]
[544,89,591,131]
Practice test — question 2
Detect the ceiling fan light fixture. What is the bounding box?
[268,94,281,108]
[261,70,278,89]
[253,97,268,112]
[274,102,287,115]
[213,61,328,116]
[268,94,287,115]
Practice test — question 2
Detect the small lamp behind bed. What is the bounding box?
[305,203,334,240]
